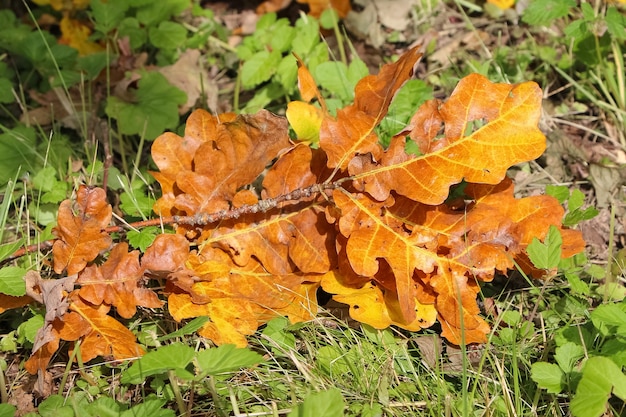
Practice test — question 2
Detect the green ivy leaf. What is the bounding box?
[105,71,186,140]
[531,362,564,394]
[118,17,147,50]
[527,225,563,270]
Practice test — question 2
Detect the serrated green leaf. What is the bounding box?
[315,61,352,101]
[531,362,564,394]
[0,266,26,296]
[0,239,23,263]
[270,21,295,53]
[37,395,73,417]
[276,54,298,92]
[120,398,175,417]
[17,314,44,344]
[135,0,190,26]
[91,0,128,34]
[554,342,585,373]
[545,184,569,204]
[526,225,562,270]
[292,17,320,56]
[121,343,196,384]
[118,17,147,50]
[0,78,14,104]
[84,397,125,417]
[288,388,345,417]
[606,7,626,41]
[119,191,155,218]
[241,50,282,89]
[149,21,187,50]
[590,302,626,337]
[105,72,186,140]
[0,404,16,417]
[195,344,263,377]
[521,0,576,27]
[563,206,599,227]
[157,316,209,342]
[570,356,626,417]
[127,226,159,252]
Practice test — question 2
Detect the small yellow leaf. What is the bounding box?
[286,101,324,146]
[487,0,515,9]
[59,16,103,56]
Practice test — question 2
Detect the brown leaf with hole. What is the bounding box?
[349,74,546,205]
[52,186,112,275]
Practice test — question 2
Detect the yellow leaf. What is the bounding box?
[286,101,324,145]
[487,0,515,9]
[59,16,103,56]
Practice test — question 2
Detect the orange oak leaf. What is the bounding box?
[152,110,291,220]
[319,46,422,171]
[329,177,584,345]
[58,295,145,363]
[77,243,163,319]
[321,270,437,331]
[349,74,546,205]
[52,186,112,275]
[167,249,320,347]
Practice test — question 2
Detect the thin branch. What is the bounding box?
[1,182,341,266]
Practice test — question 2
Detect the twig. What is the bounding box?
[1,182,341,266]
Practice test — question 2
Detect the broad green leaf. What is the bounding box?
[0,266,26,296]
[120,343,196,384]
[288,388,345,417]
[590,302,626,337]
[527,225,562,270]
[315,61,352,101]
[90,0,128,34]
[0,126,39,185]
[0,239,23,263]
[241,50,282,89]
[570,356,626,417]
[292,17,320,56]
[84,397,125,417]
[194,344,263,377]
[545,184,569,204]
[149,21,187,50]
[135,0,190,26]
[521,0,576,27]
[17,314,44,344]
[554,342,585,373]
[606,7,626,41]
[0,404,16,417]
[157,316,209,342]
[37,395,73,417]
[105,72,186,140]
[531,362,564,394]
[118,17,147,50]
[0,78,13,104]
[127,226,159,252]
[120,398,175,417]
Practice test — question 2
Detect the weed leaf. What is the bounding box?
[121,342,196,384]
[570,356,626,417]
[531,362,564,394]
[288,388,346,417]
